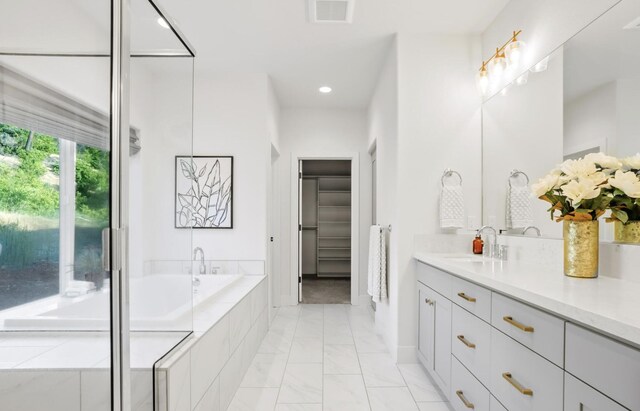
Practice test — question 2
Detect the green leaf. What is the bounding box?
[612,209,629,224]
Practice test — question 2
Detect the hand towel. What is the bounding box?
[367,225,387,303]
[440,185,465,228]
[506,185,533,229]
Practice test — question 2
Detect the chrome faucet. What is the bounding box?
[193,247,206,275]
[522,226,541,237]
[478,225,498,258]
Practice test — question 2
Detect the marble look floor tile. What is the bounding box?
[417,402,451,411]
[240,353,288,388]
[324,324,353,345]
[16,338,109,369]
[0,346,52,366]
[288,338,323,363]
[228,387,279,411]
[397,364,445,402]
[353,332,388,354]
[258,331,293,355]
[358,353,406,387]
[323,344,360,374]
[293,319,323,339]
[367,387,419,411]
[274,404,322,411]
[0,370,81,411]
[0,333,70,347]
[323,374,371,411]
[277,363,323,404]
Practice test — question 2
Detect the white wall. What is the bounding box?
[191,72,276,263]
[483,49,564,239]
[276,108,371,304]
[367,39,399,355]
[615,79,640,156]
[481,0,620,95]
[368,33,483,361]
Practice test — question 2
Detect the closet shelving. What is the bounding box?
[301,161,352,279]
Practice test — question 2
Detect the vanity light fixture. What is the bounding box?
[157,17,170,29]
[530,55,550,73]
[515,71,529,86]
[476,30,525,95]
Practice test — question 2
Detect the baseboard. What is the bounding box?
[358,294,372,306]
[396,345,418,364]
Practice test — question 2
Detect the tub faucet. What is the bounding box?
[522,226,541,237]
[193,247,206,274]
[478,225,498,258]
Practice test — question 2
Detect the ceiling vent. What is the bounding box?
[623,16,640,30]
[308,0,355,24]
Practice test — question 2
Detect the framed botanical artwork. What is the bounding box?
[175,155,233,229]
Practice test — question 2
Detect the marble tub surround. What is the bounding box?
[155,276,269,411]
[414,251,640,348]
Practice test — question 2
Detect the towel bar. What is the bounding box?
[509,169,530,187]
[441,168,463,187]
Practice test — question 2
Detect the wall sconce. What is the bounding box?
[476,30,525,96]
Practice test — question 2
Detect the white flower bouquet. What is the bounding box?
[607,154,640,224]
[532,153,619,221]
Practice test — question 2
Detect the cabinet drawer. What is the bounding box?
[490,396,508,411]
[491,293,564,366]
[417,262,451,298]
[451,276,491,322]
[451,356,490,411]
[452,304,491,386]
[566,323,640,410]
[564,372,628,411]
[490,328,563,411]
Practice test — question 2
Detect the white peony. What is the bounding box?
[560,158,598,179]
[532,174,559,197]
[580,171,610,189]
[561,179,601,206]
[609,170,640,198]
[584,152,622,170]
[622,153,640,171]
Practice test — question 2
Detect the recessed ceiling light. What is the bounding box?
[157,17,170,29]
[319,86,332,94]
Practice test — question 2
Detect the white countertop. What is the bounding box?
[414,251,640,349]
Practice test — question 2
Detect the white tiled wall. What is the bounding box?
[158,277,269,411]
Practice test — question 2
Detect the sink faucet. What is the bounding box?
[193,247,206,275]
[522,226,541,237]
[478,225,498,257]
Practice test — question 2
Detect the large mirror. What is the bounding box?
[482,0,640,240]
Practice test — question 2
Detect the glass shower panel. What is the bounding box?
[0,1,113,410]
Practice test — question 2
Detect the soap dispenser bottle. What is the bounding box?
[472,231,484,255]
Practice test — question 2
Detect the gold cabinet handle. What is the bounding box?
[425,298,434,306]
[457,292,476,303]
[503,316,534,332]
[456,390,475,409]
[457,335,476,349]
[502,372,533,396]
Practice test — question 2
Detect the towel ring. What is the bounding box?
[509,169,530,187]
[441,168,463,187]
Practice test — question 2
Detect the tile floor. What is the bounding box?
[228,304,451,411]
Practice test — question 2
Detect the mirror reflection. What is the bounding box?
[482,0,640,240]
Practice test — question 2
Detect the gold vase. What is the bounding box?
[563,220,599,279]
[614,220,640,244]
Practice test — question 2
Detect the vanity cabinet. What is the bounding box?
[417,280,451,398]
[416,260,640,411]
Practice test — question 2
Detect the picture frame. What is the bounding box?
[175,155,234,229]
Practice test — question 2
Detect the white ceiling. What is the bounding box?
[156,0,510,109]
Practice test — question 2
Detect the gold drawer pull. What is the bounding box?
[457,292,476,303]
[503,316,534,332]
[457,335,476,349]
[456,390,475,409]
[502,372,533,396]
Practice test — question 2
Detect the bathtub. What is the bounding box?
[2,274,242,330]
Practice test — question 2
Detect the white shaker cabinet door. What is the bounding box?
[433,290,452,398]
[418,283,436,371]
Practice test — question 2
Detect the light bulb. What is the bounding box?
[530,56,550,73]
[500,84,511,97]
[319,86,332,94]
[476,63,490,96]
[505,35,526,66]
[515,71,529,86]
[489,48,507,79]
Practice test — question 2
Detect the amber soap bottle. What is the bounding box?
[472,232,484,255]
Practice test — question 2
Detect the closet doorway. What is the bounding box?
[298,159,352,304]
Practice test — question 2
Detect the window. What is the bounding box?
[0,122,109,311]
